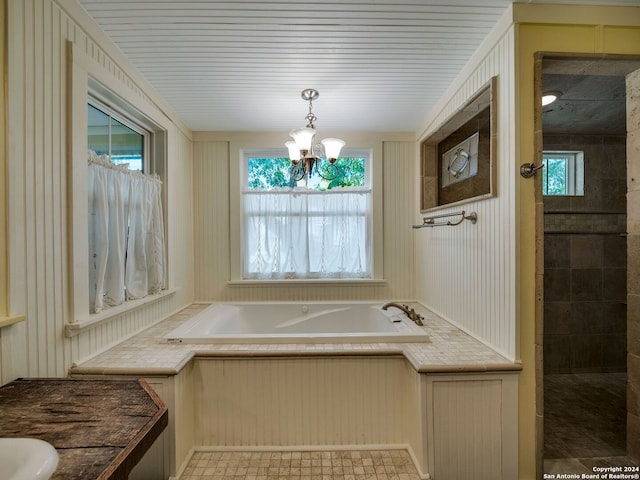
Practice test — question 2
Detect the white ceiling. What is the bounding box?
[77,0,640,133]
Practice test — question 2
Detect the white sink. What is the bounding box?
[0,438,59,480]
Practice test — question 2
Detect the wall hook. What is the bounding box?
[520,162,543,178]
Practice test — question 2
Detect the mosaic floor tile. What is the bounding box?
[179,449,422,480]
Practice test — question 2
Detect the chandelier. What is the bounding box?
[285,89,345,182]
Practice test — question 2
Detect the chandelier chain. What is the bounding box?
[305,97,316,128]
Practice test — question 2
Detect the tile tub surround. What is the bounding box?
[69,303,519,375]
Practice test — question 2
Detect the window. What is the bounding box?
[88,103,146,171]
[69,44,171,329]
[247,156,366,191]
[242,150,371,280]
[542,151,585,196]
[87,98,165,314]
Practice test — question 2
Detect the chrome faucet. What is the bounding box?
[382,302,424,326]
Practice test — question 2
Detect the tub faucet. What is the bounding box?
[382,302,424,326]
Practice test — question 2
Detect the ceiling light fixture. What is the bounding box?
[286,89,345,183]
[542,90,562,106]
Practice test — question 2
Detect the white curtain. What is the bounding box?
[88,151,165,313]
[243,187,371,279]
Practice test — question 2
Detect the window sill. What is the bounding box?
[227,279,387,288]
[0,314,26,329]
[65,289,177,337]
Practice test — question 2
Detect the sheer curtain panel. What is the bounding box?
[243,188,371,279]
[88,151,165,313]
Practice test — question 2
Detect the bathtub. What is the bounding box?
[164,302,429,344]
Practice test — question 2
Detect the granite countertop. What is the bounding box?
[70,303,520,376]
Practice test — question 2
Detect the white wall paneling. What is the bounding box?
[193,356,416,448]
[192,132,415,302]
[415,25,517,361]
[3,0,194,380]
[193,140,230,299]
[424,373,519,480]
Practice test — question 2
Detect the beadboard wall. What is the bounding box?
[415,18,517,361]
[192,356,416,447]
[1,0,194,382]
[192,131,416,302]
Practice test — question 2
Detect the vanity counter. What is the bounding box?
[0,378,168,480]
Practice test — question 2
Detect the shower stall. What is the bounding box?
[541,56,639,470]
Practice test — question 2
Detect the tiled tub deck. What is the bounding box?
[70,303,520,480]
[70,303,517,375]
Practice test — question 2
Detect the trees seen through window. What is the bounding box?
[247,156,366,191]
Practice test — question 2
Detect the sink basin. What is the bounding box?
[0,438,59,480]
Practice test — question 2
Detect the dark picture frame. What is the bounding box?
[420,76,497,212]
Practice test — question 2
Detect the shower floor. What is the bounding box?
[179,449,422,480]
[544,372,639,473]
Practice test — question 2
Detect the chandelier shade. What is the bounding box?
[285,141,301,163]
[289,127,316,154]
[320,138,346,162]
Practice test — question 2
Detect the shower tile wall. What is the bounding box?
[627,67,640,460]
[544,134,627,374]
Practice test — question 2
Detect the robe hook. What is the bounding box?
[520,162,543,178]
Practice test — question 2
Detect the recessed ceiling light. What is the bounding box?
[542,91,562,106]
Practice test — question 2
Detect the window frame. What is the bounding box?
[228,141,384,285]
[68,42,172,333]
[542,150,585,196]
[88,99,150,172]
[242,148,370,191]
[241,148,372,280]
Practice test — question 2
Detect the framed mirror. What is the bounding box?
[420,76,497,212]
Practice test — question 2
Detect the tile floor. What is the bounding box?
[544,372,626,459]
[544,372,639,474]
[180,449,422,480]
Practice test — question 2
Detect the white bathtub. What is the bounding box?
[165,302,429,344]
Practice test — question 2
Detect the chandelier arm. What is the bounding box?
[290,162,306,182]
[318,162,339,181]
